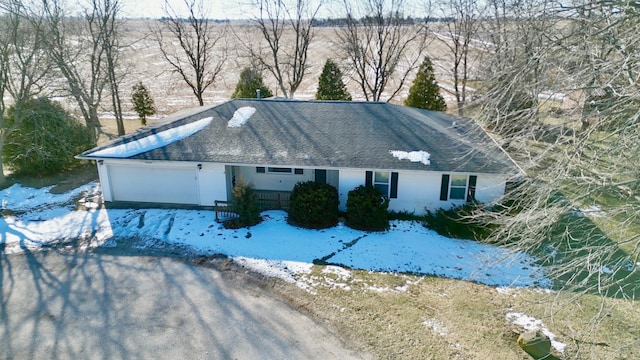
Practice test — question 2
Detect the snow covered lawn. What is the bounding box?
[0,182,548,288]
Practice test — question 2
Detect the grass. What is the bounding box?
[270,266,640,359]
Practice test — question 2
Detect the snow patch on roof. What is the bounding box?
[88,117,213,158]
[389,150,431,165]
[227,106,256,128]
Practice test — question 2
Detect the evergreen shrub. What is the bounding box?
[3,97,94,176]
[423,203,496,241]
[346,185,389,231]
[288,181,339,229]
[225,176,261,229]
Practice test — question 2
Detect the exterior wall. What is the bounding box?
[475,175,507,204]
[97,159,228,206]
[96,161,113,201]
[338,169,364,212]
[338,168,508,215]
[96,159,508,212]
[390,172,443,214]
[235,166,313,191]
[197,163,227,206]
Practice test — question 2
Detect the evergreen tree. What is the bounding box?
[3,98,94,176]
[131,82,156,125]
[404,57,447,111]
[315,59,352,101]
[231,68,273,99]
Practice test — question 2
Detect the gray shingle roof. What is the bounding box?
[79,99,521,175]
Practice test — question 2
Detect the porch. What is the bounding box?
[214,190,291,222]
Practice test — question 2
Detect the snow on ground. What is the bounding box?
[506,312,567,353]
[0,182,549,289]
[1,182,97,211]
[88,116,212,158]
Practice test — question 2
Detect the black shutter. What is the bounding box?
[467,175,477,202]
[390,172,398,198]
[440,174,450,201]
[365,171,373,186]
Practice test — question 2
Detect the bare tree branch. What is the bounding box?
[436,0,480,116]
[240,0,320,99]
[151,0,227,106]
[40,0,107,142]
[0,0,52,184]
[336,0,428,102]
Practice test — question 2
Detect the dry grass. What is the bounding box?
[271,267,640,360]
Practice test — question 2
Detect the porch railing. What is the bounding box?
[256,190,290,210]
[214,191,290,222]
[214,200,238,222]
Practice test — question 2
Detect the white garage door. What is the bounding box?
[108,165,199,204]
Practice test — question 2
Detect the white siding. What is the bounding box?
[95,159,508,213]
[390,172,443,214]
[235,166,313,191]
[197,163,227,205]
[337,170,508,215]
[338,169,365,211]
[96,161,113,201]
[108,163,199,204]
[475,175,506,204]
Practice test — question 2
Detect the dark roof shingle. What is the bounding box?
[79,99,521,175]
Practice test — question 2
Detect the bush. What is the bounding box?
[423,203,496,241]
[3,98,94,176]
[346,185,389,231]
[288,181,339,229]
[225,176,261,228]
[231,68,273,99]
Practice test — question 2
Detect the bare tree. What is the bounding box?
[335,0,428,102]
[40,0,106,143]
[466,1,640,355]
[478,0,556,135]
[151,0,227,106]
[88,0,126,136]
[0,0,51,184]
[243,0,320,99]
[436,0,480,116]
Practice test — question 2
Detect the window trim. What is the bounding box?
[256,166,304,175]
[448,174,468,201]
[366,170,398,199]
[373,171,390,197]
[440,174,476,202]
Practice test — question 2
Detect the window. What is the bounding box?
[449,175,467,200]
[440,174,477,202]
[256,167,304,175]
[366,171,398,198]
[268,167,292,173]
[374,171,390,196]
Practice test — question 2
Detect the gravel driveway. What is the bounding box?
[0,247,370,359]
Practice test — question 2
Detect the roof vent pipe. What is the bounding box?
[256,89,261,100]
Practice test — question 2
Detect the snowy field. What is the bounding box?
[0,182,548,289]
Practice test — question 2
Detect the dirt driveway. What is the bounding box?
[0,247,370,359]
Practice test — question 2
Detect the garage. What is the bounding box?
[107,164,199,204]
